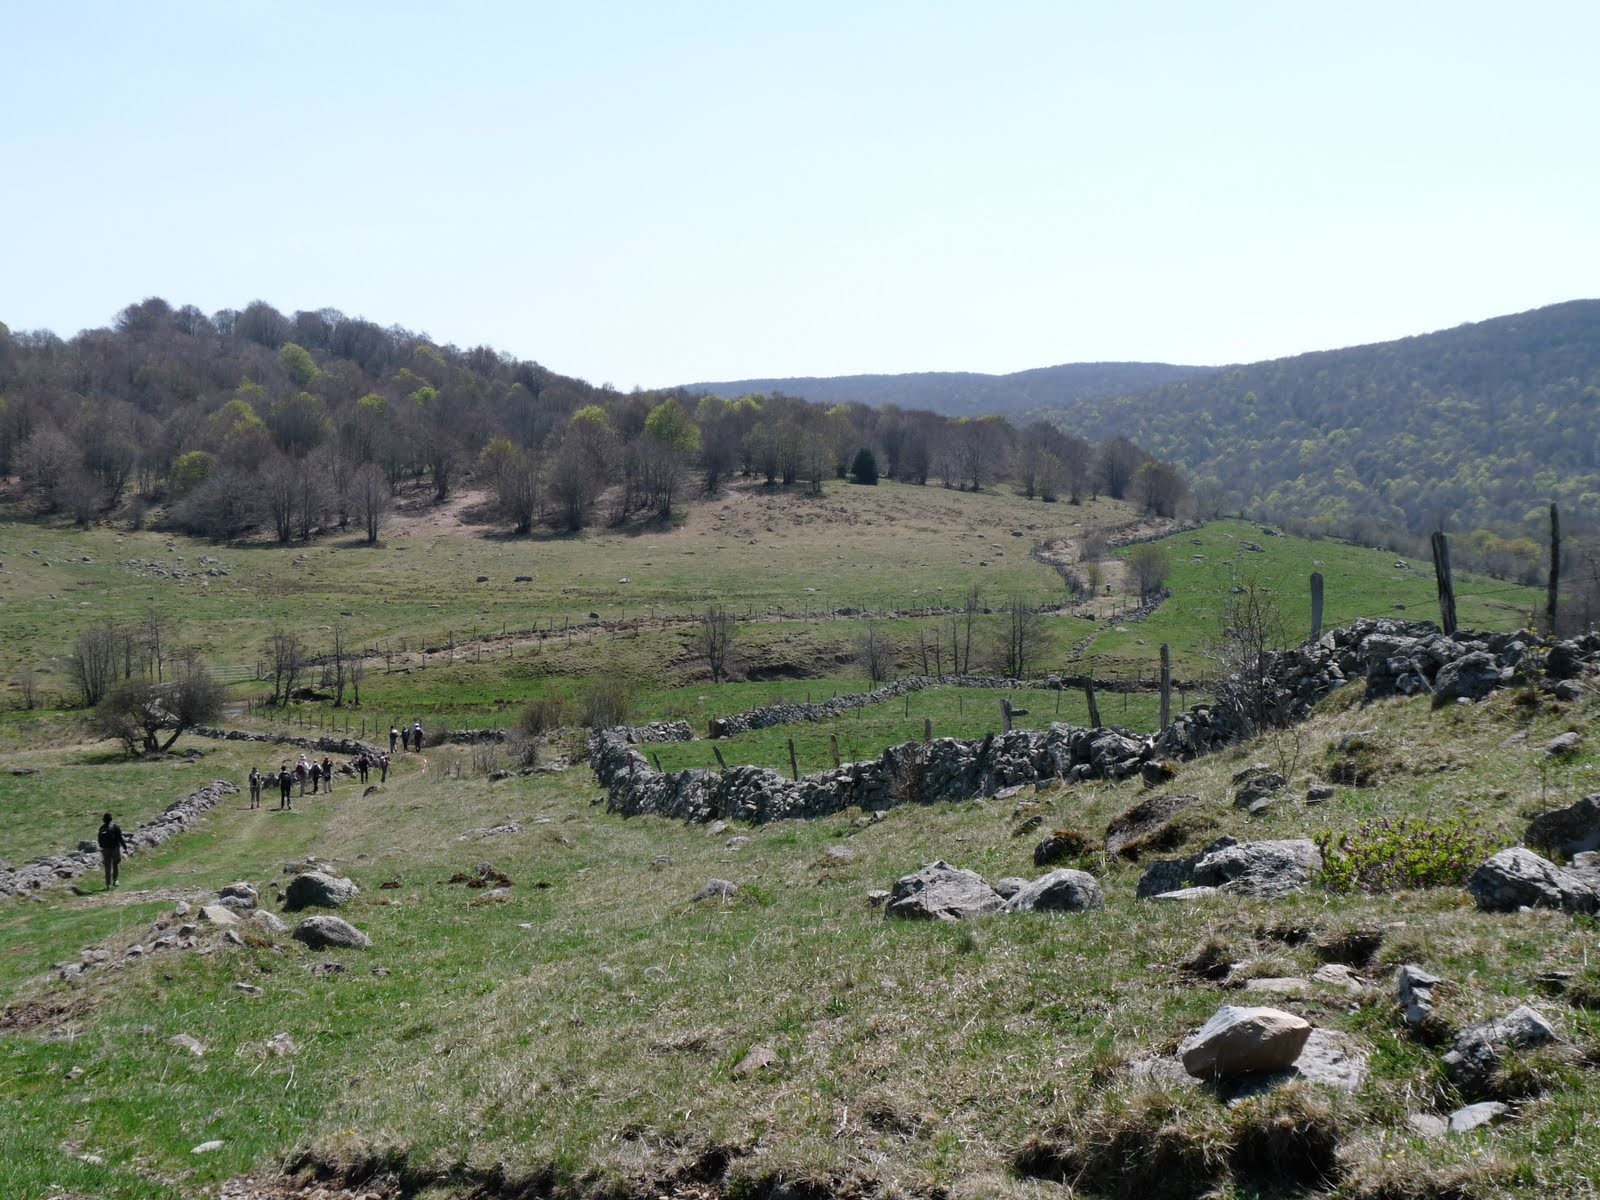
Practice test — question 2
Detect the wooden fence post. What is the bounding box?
[712,745,728,772]
[1001,698,1013,733]
[788,738,800,781]
[1085,679,1102,729]
[923,718,932,744]
[1431,531,1458,635]
[1548,503,1561,634]
[831,734,841,767]
[1310,571,1325,643]
[1159,644,1172,729]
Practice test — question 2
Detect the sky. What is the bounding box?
[3,1,1597,388]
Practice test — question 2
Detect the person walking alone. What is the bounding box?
[248,767,262,809]
[97,813,130,890]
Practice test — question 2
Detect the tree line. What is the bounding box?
[0,297,1189,542]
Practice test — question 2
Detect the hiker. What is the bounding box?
[97,813,130,890]
[321,756,335,791]
[278,764,293,810]
[310,761,321,794]
[356,753,369,783]
[379,753,390,782]
[389,726,399,753]
[295,756,308,796]
[248,767,262,809]
[412,721,425,751]
[400,725,411,751]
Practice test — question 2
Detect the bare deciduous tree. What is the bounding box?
[351,462,392,544]
[266,629,305,705]
[695,604,736,683]
[859,621,897,684]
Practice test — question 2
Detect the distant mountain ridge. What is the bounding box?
[686,361,1212,418]
[691,301,1600,537]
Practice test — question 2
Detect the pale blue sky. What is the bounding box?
[3,1,1596,387]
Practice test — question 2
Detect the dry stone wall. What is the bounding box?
[0,779,238,897]
[596,618,1600,825]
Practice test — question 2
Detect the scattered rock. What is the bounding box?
[1306,783,1335,804]
[217,882,258,909]
[991,876,1028,899]
[1396,964,1442,1029]
[1443,1005,1558,1093]
[1138,837,1322,900]
[1448,1101,1508,1134]
[1220,1028,1370,1100]
[292,915,372,950]
[884,861,1003,922]
[1179,1006,1313,1080]
[1526,794,1600,857]
[265,1032,298,1056]
[1243,977,1310,997]
[168,1033,206,1056]
[191,1140,225,1155]
[1000,869,1104,914]
[865,890,890,906]
[693,879,738,902]
[734,1044,779,1077]
[230,982,264,997]
[1311,963,1364,995]
[198,904,241,926]
[1546,731,1583,757]
[284,870,359,911]
[251,910,289,935]
[1406,1112,1449,1140]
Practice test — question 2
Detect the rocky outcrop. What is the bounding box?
[1466,847,1600,914]
[1137,837,1322,900]
[0,780,238,897]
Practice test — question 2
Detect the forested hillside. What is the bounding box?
[1037,300,1600,539]
[0,299,1183,543]
[689,361,1209,418]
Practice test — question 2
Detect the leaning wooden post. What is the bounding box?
[1309,571,1325,643]
[830,735,841,768]
[1431,530,1458,635]
[651,751,665,773]
[1084,678,1102,729]
[1001,697,1013,733]
[1547,503,1561,634]
[1159,644,1172,729]
[923,718,932,744]
[712,745,728,773]
[788,738,800,781]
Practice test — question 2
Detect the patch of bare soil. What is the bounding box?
[220,1178,399,1200]
[0,995,89,1033]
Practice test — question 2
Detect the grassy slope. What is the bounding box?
[3,683,1600,1198]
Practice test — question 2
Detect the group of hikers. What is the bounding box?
[96,720,432,890]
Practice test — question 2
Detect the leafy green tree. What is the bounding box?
[170,450,215,496]
[278,342,319,388]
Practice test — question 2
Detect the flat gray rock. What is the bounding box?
[1467,847,1597,914]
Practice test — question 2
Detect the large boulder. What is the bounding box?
[1138,837,1321,900]
[1466,847,1599,914]
[1001,869,1104,914]
[884,861,1002,922]
[292,915,372,950]
[1526,795,1600,857]
[283,870,359,912]
[1179,1005,1313,1080]
[1431,651,1503,707]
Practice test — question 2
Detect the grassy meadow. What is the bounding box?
[0,480,1589,1199]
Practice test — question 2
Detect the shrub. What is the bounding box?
[577,675,634,728]
[850,446,879,485]
[518,696,567,736]
[1316,814,1507,894]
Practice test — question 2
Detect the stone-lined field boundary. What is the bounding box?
[594,619,1599,825]
[189,727,385,759]
[0,779,239,898]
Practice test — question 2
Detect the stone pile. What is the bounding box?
[0,780,239,897]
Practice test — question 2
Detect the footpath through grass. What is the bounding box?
[5,683,1600,1197]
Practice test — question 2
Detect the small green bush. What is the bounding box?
[1316,814,1506,894]
[850,446,879,485]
